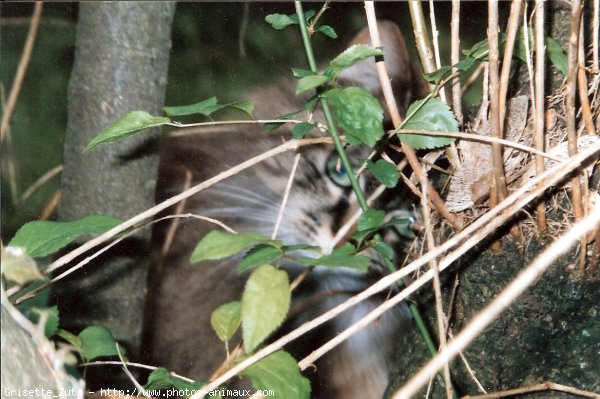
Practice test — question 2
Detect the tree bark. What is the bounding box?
[56,1,175,389]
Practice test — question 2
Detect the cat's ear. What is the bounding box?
[337,20,428,116]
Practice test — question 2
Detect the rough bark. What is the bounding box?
[55,1,175,389]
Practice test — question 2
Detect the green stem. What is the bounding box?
[294,1,369,211]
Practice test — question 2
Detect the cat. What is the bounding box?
[142,21,425,398]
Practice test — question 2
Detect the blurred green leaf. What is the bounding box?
[240,351,311,399]
[545,37,568,75]
[79,326,121,361]
[84,111,170,151]
[239,244,283,272]
[191,231,280,263]
[164,98,253,117]
[367,159,399,188]
[358,208,386,231]
[328,44,383,76]
[296,75,332,95]
[242,265,290,353]
[1,246,42,285]
[292,122,317,138]
[323,87,384,147]
[145,368,205,397]
[211,301,242,342]
[9,215,122,258]
[317,25,337,38]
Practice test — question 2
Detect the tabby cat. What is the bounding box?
[143,21,425,398]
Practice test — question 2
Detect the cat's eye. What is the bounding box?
[325,154,353,188]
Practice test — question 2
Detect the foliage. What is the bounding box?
[399,98,457,149]
[239,351,311,399]
[3,3,466,397]
[8,215,122,258]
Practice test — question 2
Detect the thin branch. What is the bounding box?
[161,169,193,257]
[393,207,600,398]
[116,345,151,398]
[8,137,332,300]
[295,1,369,211]
[167,118,304,133]
[565,0,585,275]
[272,153,301,240]
[408,0,437,77]
[364,2,461,231]
[594,0,599,70]
[1,2,43,142]
[428,0,447,104]
[19,165,63,202]
[450,0,463,126]
[419,172,453,399]
[499,0,523,134]
[395,129,561,161]
[463,381,600,399]
[488,0,509,211]
[578,18,597,136]
[534,0,547,233]
[80,360,195,383]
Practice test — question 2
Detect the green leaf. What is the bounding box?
[211,301,242,342]
[423,66,453,84]
[317,25,337,38]
[190,231,279,263]
[164,98,253,117]
[282,244,321,254]
[1,246,43,285]
[515,27,534,63]
[26,306,59,338]
[9,215,122,258]
[145,368,205,396]
[454,58,477,72]
[296,75,332,95]
[545,36,568,75]
[265,13,297,30]
[84,111,170,151]
[399,98,457,150]
[349,227,378,248]
[323,87,384,147]
[358,208,386,231]
[292,122,317,138]
[78,326,121,361]
[329,44,383,76]
[264,110,303,132]
[242,265,290,353]
[331,242,355,256]
[292,68,317,78]
[57,329,82,349]
[423,59,476,84]
[265,11,315,30]
[372,240,395,264]
[296,253,369,272]
[163,97,218,116]
[227,100,254,115]
[239,244,283,272]
[240,351,311,399]
[367,159,399,188]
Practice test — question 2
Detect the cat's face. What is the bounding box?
[199,143,366,253]
[146,20,422,399]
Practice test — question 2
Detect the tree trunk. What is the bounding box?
[56,1,175,389]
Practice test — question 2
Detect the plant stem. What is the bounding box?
[294,1,369,211]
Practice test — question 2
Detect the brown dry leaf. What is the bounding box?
[447,96,530,211]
